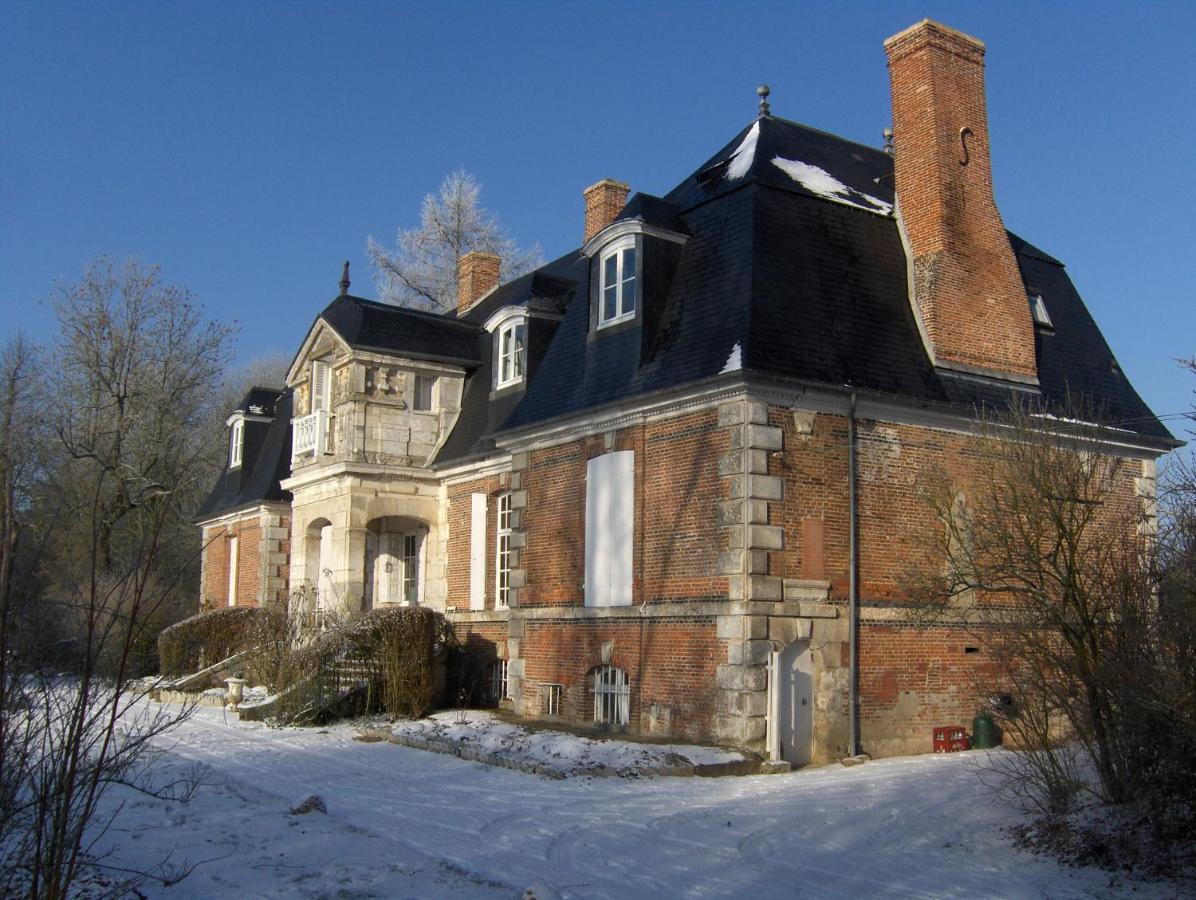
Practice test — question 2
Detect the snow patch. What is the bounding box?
[724,121,760,181]
[391,711,744,777]
[720,342,742,374]
[1030,412,1135,434]
[771,157,892,215]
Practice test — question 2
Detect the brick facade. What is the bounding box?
[200,505,291,610]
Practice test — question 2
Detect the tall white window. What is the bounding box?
[401,533,419,605]
[496,492,513,609]
[497,321,526,387]
[227,536,239,607]
[229,419,244,468]
[585,451,634,608]
[598,240,637,327]
[413,374,435,411]
[592,665,630,726]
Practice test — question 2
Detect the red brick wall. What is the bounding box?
[445,474,506,611]
[519,617,721,739]
[200,511,290,610]
[519,409,728,607]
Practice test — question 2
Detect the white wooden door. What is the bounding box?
[778,641,813,766]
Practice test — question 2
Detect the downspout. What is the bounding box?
[848,391,861,757]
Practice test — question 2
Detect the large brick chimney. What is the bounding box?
[457,250,501,314]
[583,179,630,244]
[885,19,1037,383]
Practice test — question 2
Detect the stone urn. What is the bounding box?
[224,677,247,710]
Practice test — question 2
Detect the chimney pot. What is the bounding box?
[583,179,630,244]
[457,251,501,314]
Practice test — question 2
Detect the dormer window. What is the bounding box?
[229,419,244,468]
[412,374,435,411]
[598,238,637,327]
[497,320,527,388]
[1029,293,1053,329]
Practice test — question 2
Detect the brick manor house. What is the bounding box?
[196,20,1175,764]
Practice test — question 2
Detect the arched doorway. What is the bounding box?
[303,518,335,613]
[364,516,427,608]
[771,640,813,766]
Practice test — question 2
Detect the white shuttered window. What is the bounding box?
[311,360,331,413]
[469,493,487,610]
[584,451,634,608]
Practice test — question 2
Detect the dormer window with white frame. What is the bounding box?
[229,418,244,468]
[598,237,637,327]
[496,319,527,389]
[1029,293,1053,329]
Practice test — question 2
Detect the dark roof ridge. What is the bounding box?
[327,294,482,331]
[763,114,892,160]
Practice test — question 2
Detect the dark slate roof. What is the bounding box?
[236,386,283,418]
[196,390,293,521]
[615,193,688,235]
[486,114,1173,448]
[317,293,482,366]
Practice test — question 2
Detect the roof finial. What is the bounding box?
[883,127,894,155]
[339,260,350,295]
[756,84,771,117]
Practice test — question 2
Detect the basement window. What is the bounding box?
[491,659,509,702]
[542,683,563,717]
[592,664,630,726]
[1028,293,1053,329]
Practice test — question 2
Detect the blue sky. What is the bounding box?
[1,0,1192,433]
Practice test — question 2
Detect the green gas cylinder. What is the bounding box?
[972,709,999,749]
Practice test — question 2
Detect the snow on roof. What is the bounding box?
[720,342,743,374]
[771,156,892,215]
[724,121,760,181]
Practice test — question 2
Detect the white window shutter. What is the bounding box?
[311,360,329,412]
[608,451,634,606]
[227,536,239,607]
[585,451,634,608]
[470,493,487,610]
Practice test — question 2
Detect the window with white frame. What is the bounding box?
[592,665,629,725]
[584,451,634,608]
[1029,293,1053,329]
[542,683,563,717]
[598,239,637,327]
[491,659,509,702]
[496,492,513,608]
[497,320,526,388]
[412,374,435,411]
[229,419,244,468]
[401,533,419,605]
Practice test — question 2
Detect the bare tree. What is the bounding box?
[903,397,1195,869]
[0,259,235,897]
[367,169,542,312]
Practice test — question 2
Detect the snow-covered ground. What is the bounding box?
[95,703,1169,899]
[389,711,745,777]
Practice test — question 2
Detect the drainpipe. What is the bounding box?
[848,391,861,757]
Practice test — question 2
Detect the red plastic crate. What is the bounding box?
[933,725,971,753]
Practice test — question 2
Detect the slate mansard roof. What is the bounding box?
[440,114,1174,459]
[201,110,1176,516]
[196,388,293,522]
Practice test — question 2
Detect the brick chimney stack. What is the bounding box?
[583,179,630,244]
[457,251,501,314]
[885,19,1037,383]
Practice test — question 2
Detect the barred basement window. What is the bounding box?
[592,664,630,726]
[491,659,509,702]
[542,683,563,717]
